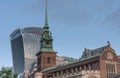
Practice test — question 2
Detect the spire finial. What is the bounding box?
[44,0,48,27]
[45,0,48,6]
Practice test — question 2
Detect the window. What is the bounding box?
[47,57,51,64]
[46,41,49,45]
[107,52,113,59]
[106,63,116,78]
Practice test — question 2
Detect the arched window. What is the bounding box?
[47,57,51,64]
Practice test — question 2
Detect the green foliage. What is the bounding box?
[0,66,18,78]
[13,74,18,78]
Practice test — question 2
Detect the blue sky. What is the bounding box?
[0,0,120,68]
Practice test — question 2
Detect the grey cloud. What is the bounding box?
[49,1,92,26]
[60,9,91,26]
[17,0,92,26]
[101,8,120,33]
[102,8,120,26]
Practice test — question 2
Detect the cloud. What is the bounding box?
[101,8,120,34]
[102,8,120,27]
[49,1,92,26]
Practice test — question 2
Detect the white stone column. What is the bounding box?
[60,71,63,77]
[79,66,82,71]
[56,72,59,78]
[88,64,91,71]
[84,65,86,70]
[71,68,73,73]
[52,73,55,78]
[75,67,78,72]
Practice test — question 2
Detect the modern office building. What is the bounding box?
[10,27,42,74]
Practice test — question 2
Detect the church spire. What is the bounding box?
[36,0,56,71]
[39,0,55,52]
[44,0,48,27]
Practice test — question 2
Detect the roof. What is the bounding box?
[43,44,114,73]
[42,53,100,72]
[81,45,110,58]
[80,53,100,61]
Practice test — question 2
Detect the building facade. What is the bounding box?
[35,44,120,78]
[10,27,42,74]
[56,56,68,66]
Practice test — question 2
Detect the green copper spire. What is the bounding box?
[45,0,48,27]
[40,0,55,52]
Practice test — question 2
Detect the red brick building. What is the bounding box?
[38,43,120,78]
[29,42,120,78]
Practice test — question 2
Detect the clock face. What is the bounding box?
[107,52,113,59]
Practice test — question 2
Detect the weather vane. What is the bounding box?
[107,41,110,45]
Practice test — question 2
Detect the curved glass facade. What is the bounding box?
[10,27,42,74]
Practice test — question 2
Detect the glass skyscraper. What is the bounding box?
[10,27,42,74]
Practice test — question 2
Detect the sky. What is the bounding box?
[0,0,120,68]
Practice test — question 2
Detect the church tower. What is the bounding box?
[36,0,56,71]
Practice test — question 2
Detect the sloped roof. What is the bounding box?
[42,52,100,72]
[81,45,111,58]
[42,44,114,73]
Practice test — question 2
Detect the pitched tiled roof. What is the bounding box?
[80,53,100,61]
[81,45,109,58]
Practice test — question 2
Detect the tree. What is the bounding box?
[0,66,17,78]
[13,74,18,78]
